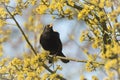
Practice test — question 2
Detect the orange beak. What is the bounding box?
[49,24,53,28]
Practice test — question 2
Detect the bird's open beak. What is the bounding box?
[49,24,53,28]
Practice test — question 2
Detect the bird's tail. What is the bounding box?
[58,52,69,63]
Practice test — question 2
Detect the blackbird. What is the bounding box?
[40,24,69,63]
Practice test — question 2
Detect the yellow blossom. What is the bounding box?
[83,49,88,54]
[49,3,56,11]
[92,75,98,80]
[107,26,111,30]
[78,11,83,20]
[0,66,7,74]
[13,6,22,15]
[111,43,120,54]
[36,67,45,74]
[116,7,120,14]
[40,51,49,60]
[26,77,32,80]
[92,37,101,48]
[89,5,95,10]
[27,72,37,77]
[80,35,85,42]
[85,62,94,72]
[41,73,49,80]
[24,58,30,67]
[34,77,40,80]
[92,43,98,48]
[49,73,58,80]
[87,54,96,61]
[15,0,23,3]
[99,3,104,8]
[23,67,30,73]
[30,0,37,5]
[64,8,72,14]
[105,59,117,70]
[0,19,6,27]
[79,31,88,42]
[114,22,120,27]
[68,0,74,6]
[98,11,105,17]
[99,0,105,8]
[88,19,96,25]
[90,0,99,5]
[0,45,3,57]
[78,5,90,20]
[69,34,74,40]
[36,5,47,14]
[56,2,63,12]
[0,0,10,4]
[105,1,112,7]
[0,52,3,57]
[0,58,8,66]
[93,18,98,23]
[92,76,99,80]
[55,65,63,71]
[0,7,7,18]
[17,74,24,80]
[11,58,22,66]
[106,71,115,79]
[80,75,86,80]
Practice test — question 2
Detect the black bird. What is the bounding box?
[40,24,69,63]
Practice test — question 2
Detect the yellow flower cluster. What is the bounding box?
[15,0,22,3]
[0,0,10,4]
[89,0,99,5]
[35,0,75,19]
[29,0,37,5]
[98,0,105,8]
[0,19,6,27]
[36,5,48,14]
[85,62,94,72]
[79,31,88,42]
[67,0,74,6]
[80,75,86,80]
[89,0,112,8]
[105,0,112,7]
[85,61,99,72]
[0,51,63,80]
[105,59,117,70]
[24,15,43,38]
[98,11,107,22]
[0,7,7,19]
[78,4,94,20]
[100,42,120,59]
[92,37,102,49]
[109,6,120,21]
[92,75,98,80]
[0,22,11,51]
[49,0,66,13]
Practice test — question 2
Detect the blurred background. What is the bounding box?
[1,0,113,80]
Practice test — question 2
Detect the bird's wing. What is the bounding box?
[52,32,62,51]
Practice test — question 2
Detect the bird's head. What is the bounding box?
[43,24,53,32]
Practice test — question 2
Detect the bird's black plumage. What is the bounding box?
[40,24,69,63]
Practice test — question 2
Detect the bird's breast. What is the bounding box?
[40,33,56,50]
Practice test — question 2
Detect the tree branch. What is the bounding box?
[4,4,66,80]
[66,1,83,10]
[49,55,104,66]
[4,4,37,56]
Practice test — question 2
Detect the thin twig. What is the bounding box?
[49,55,104,66]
